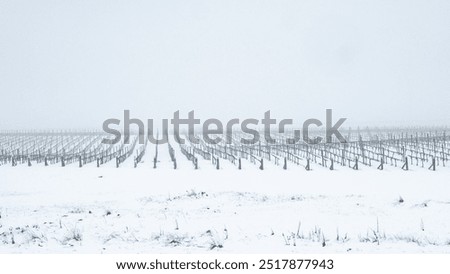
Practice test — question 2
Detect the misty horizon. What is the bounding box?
[1,0,449,130]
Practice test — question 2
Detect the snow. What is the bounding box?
[1,151,450,253]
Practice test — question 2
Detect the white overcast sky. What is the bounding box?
[0,0,449,130]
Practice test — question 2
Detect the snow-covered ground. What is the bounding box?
[1,152,450,253]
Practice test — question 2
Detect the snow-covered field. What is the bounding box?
[1,152,450,253]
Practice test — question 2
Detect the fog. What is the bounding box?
[0,0,449,130]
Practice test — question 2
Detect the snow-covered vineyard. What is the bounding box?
[1,129,450,253]
[0,128,449,171]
